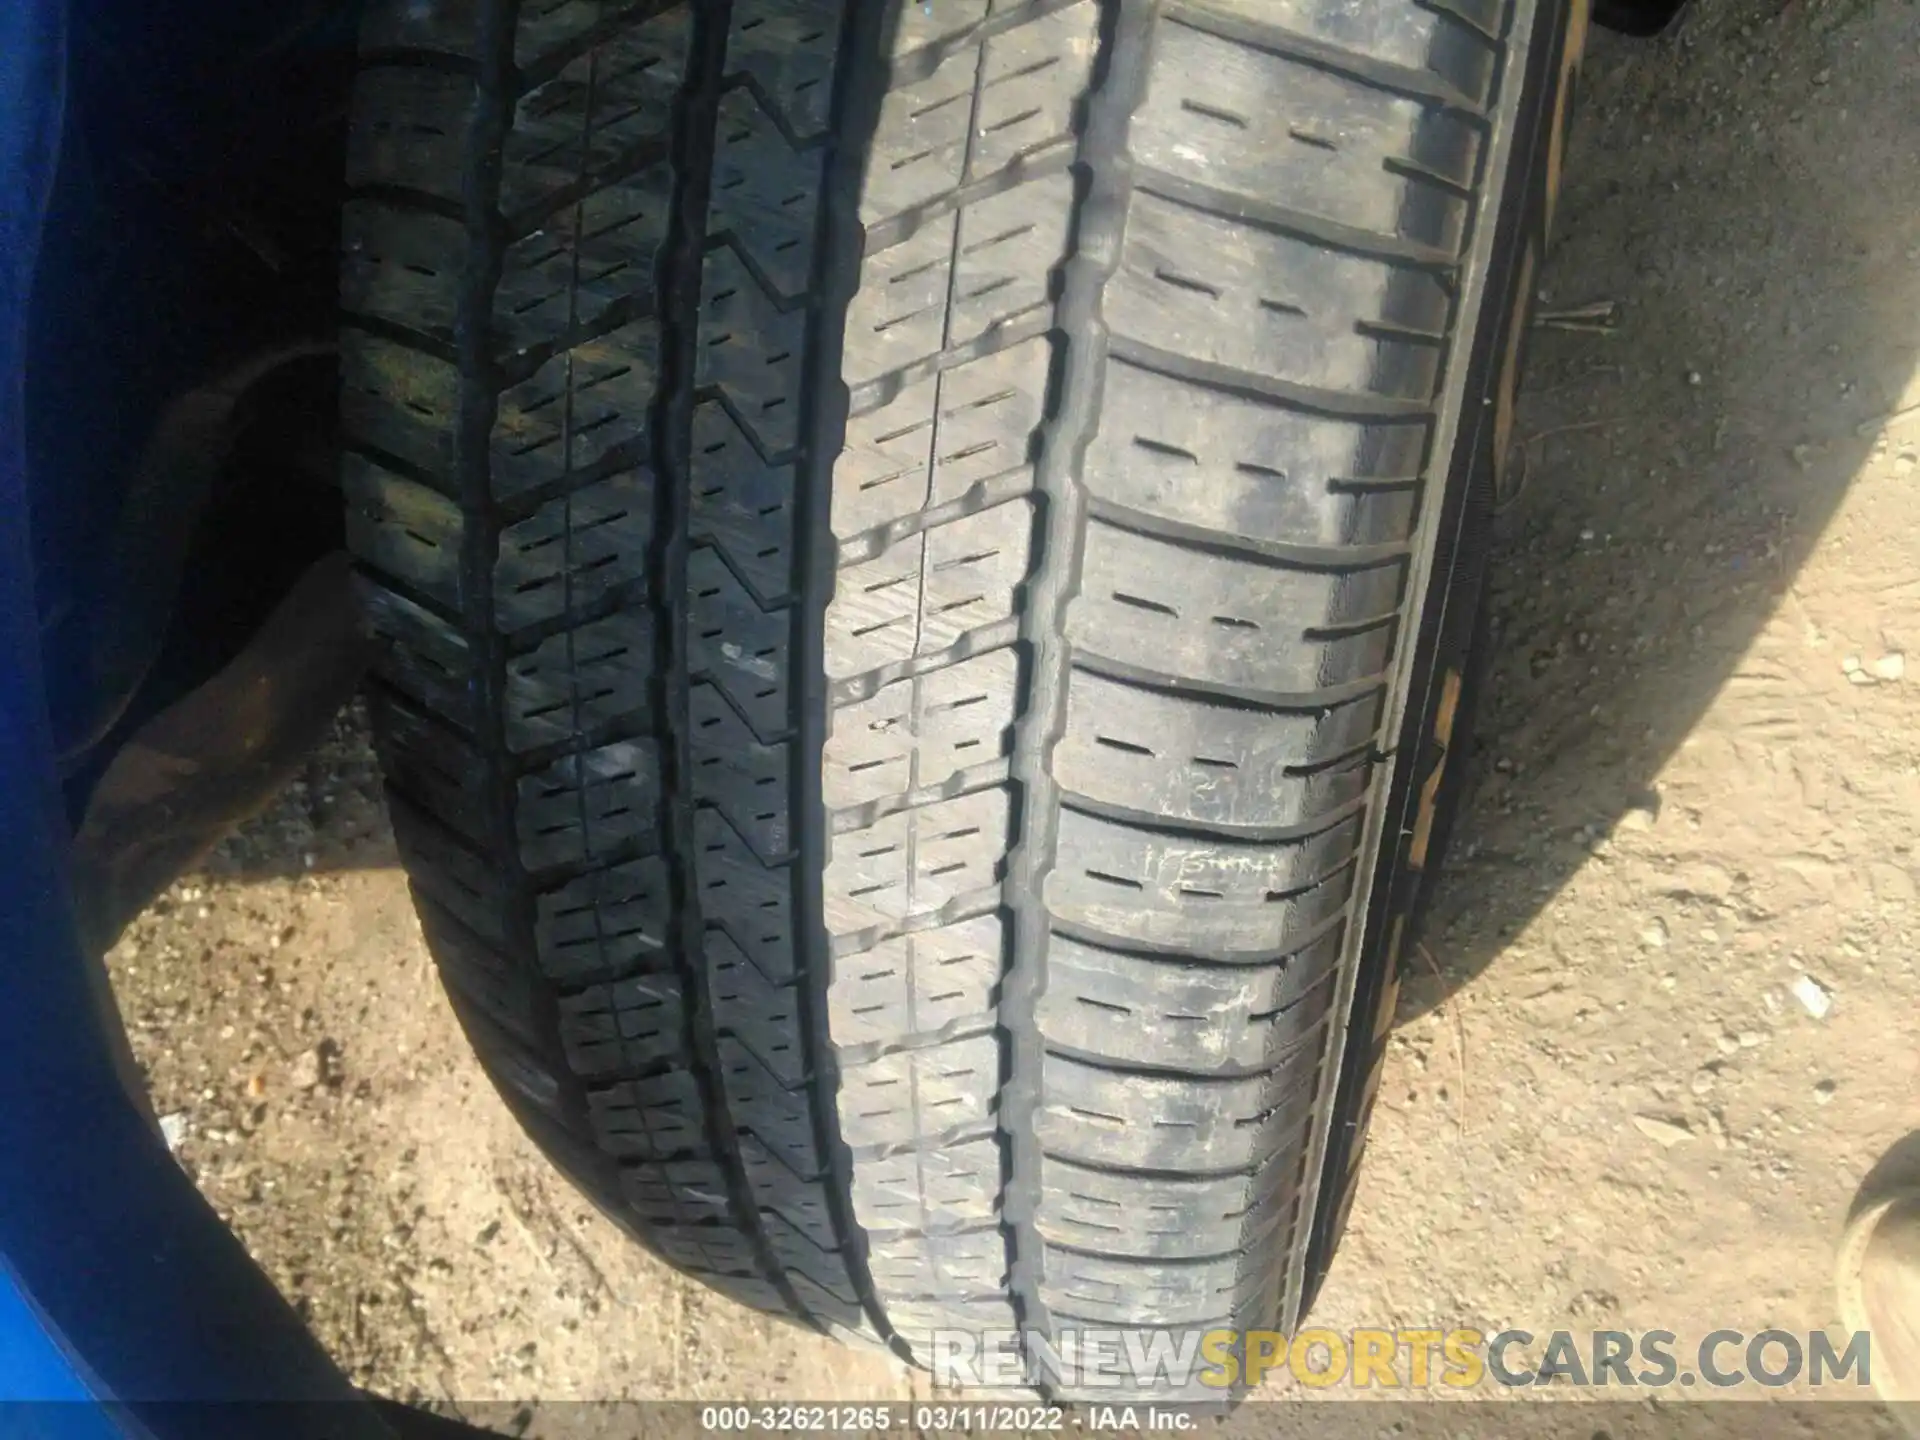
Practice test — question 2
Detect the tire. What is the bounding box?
[340,0,1585,1392]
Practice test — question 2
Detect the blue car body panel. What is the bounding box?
[0,0,393,1430]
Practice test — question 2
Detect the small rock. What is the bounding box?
[1791,973,1833,1019]
[1690,1069,1716,1097]
[244,1072,266,1099]
[1686,370,1703,387]
[158,1112,190,1151]
[1715,1030,1740,1056]
[1841,655,1864,675]
[1814,1079,1837,1105]
[1618,805,1657,833]
[1895,452,1917,477]
[289,1045,333,1091]
[1872,652,1905,682]
[1639,917,1669,950]
[1633,1114,1693,1148]
[1738,1029,1765,1049]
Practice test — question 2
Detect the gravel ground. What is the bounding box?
[105,0,1920,1426]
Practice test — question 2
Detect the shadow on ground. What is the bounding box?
[1403,0,1920,1014]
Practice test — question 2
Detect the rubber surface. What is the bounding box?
[341,0,1561,1387]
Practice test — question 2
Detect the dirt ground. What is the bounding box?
[103,0,1919,1425]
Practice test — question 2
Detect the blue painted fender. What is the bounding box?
[0,2,393,1433]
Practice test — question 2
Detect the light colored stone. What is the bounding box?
[1791,973,1833,1019]
[1633,1115,1693,1148]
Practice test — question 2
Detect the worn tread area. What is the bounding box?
[815,0,1101,1364]
[1002,0,1513,1382]
[346,0,1531,1389]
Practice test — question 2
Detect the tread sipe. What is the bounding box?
[342,0,1569,1391]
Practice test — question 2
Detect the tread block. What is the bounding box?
[500,11,688,218]
[768,1253,867,1333]
[1085,357,1424,549]
[688,547,792,741]
[645,1222,762,1276]
[341,337,460,481]
[825,499,1033,682]
[693,807,797,986]
[690,401,797,607]
[743,1146,839,1245]
[356,578,478,730]
[587,1068,706,1161]
[1136,17,1480,252]
[708,87,824,303]
[389,797,509,947]
[491,321,660,499]
[848,1134,1004,1232]
[419,898,544,1048]
[825,787,1012,937]
[785,1271,870,1332]
[1055,671,1378,832]
[863,41,977,221]
[342,202,461,343]
[828,914,1005,1050]
[708,930,807,1087]
[1035,930,1343,1073]
[619,1155,736,1227]
[1184,0,1500,104]
[367,689,490,845]
[726,0,843,144]
[1067,517,1403,696]
[1037,1047,1319,1174]
[863,0,1092,225]
[837,1031,1003,1151]
[824,651,1019,811]
[1044,806,1358,957]
[534,856,671,984]
[887,1297,1024,1361]
[504,610,655,753]
[717,1038,824,1180]
[447,993,569,1123]
[1110,190,1452,401]
[347,66,475,202]
[557,972,686,1078]
[868,1227,1008,1294]
[1040,1239,1287,1327]
[342,455,465,610]
[690,682,792,863]
[697,245,807,458]
[971,2,1100,176]
[494,471,654,631]
[1035,1148,1300,1260]
[832,335,1050,540]
[739,1128,823,1191]
[496,167,675,357]
[844,173,1074,384]
[514,737,660,870]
